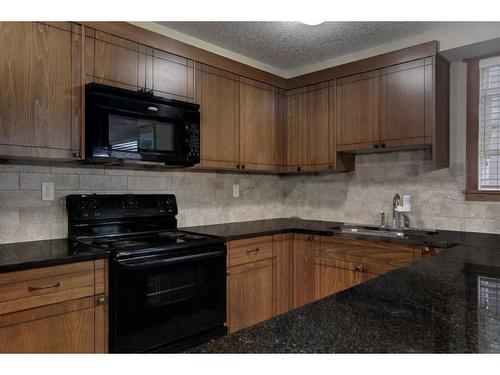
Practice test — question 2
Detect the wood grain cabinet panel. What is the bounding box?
[286,89,308,172]
[89,30,146,90]
[315,258,358,300]
[0,260,108,353]
[335,71,379,152]
[239,79,281,171]
[273,234,294,316]
[380,59,428,147]
[293,234,316,308]
[150,49,194,101]
[196,64,240,169]
[0,22,82,160]
[307,84,333,171]
[227,258,274,333]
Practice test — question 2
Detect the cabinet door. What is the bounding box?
[293,234,315,308]
[286,90,308,172]
[196,65,240,169]
[150,49,194,101]
[273,234,294,316]
[227,259,274,333]
[239,79,280,171]
[335,71,379,152]
[315,259,357,300]
[380,59,428,147]
[0,22,82,160]
[0,297,95,353]
[86,30,146,90]
[307,84,333,171]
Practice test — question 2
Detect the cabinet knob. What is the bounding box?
[236,164,240,169]
[241,164,245,169]
[96,296,106,305]
[354,266,361,272]
[373,143,379,149]
[380,143,386,148]
[246,247,260,254]
[362,267,368,273]
[72,151,81,159]
[297,166,301,172]
[423,246,430,254]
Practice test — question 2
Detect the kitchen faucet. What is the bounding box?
[392,193,401,228]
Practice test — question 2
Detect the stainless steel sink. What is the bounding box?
[329,224,438,238]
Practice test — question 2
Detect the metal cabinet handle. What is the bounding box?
[28,281,60,292]
[246,247,260,254]
[72,151,81,159]
[354,266,361,272]
[96,296,106,305]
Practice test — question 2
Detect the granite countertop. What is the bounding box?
[0,238,109,273]
[188,222,500,353]
[182,218,493,248]
[3,217,500,274]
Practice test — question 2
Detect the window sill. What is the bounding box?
[464,190,500,202]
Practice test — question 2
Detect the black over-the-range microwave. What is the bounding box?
[85,83,200,167]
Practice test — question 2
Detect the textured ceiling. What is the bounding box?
[156,22,449,71]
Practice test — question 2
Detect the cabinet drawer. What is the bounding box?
[228,236,274,267]
[0,261,95,316]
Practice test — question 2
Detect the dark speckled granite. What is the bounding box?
[184,219,500,353]
[0,239,109,273]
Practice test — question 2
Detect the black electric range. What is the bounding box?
[67,194,227,353]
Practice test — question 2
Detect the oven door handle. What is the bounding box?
[117,250,225,269]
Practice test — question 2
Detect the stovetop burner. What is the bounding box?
[82,230,221,256]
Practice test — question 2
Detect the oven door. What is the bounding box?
[111,247,226,353]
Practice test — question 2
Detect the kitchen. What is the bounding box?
[1,0,500,372]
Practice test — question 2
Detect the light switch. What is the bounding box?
[232,184,239,198]
[42,182,55,201]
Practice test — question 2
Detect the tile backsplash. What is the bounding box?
[0,163,283,244]
[283,150,500,234]
[2,149,500,244]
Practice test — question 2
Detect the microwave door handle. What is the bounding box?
[118,250,225,269]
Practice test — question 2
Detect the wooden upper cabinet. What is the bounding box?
[307,83,333,171]
[336,71,379,152]
[196,64,240,169]
[286,89,308,172]
[239,78,282,171]
[379,58,428,147]
[86,29,146,90]
[0,22,82,160]
[150,49,195,101]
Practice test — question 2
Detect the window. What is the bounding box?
[465,55,500,201]
[478,57,500,190]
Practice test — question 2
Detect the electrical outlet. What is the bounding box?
[42,182,55,201]
[232,184,239,198]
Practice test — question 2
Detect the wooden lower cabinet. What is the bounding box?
[227,259,274,334]
[292,234,316,308]
[0,259,108,353]
[226,233,431,334]
[315,258,379,300]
